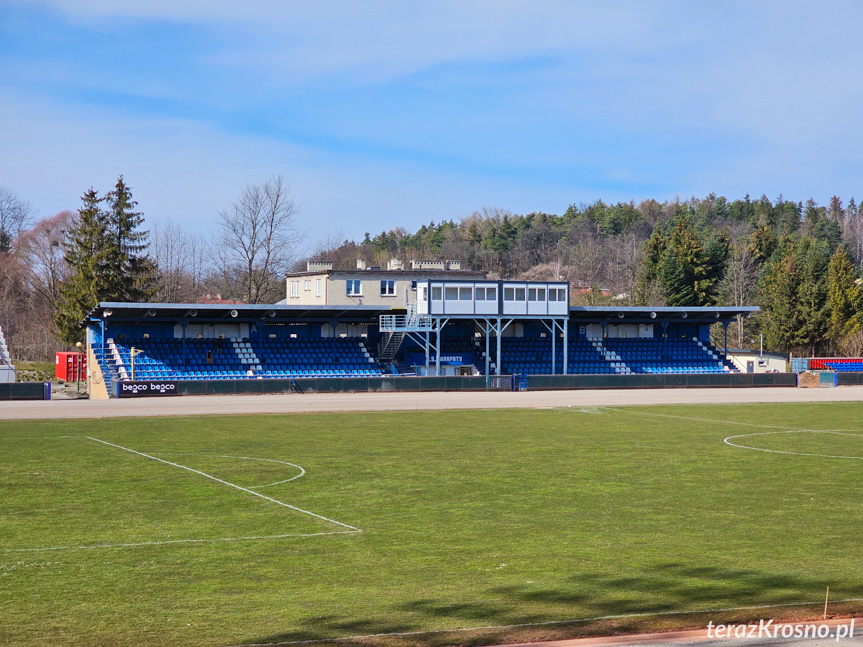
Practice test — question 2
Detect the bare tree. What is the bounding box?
[17,210,75,308]
[718,242,758,347]
[569,234,608,305]
[151,221,208,302]
[214,175,304,304]
[608,232,643,306]
[838,331,863,357]
[0,186,34,253]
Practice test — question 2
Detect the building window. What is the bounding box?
[445,287,458,300]
[486,287,496,301]
[380,280,396,296]
[537,288,546,300]
[346,279,362,296]
[504,287,515,301]
[316,279,321,296]
[476,287,485,300]
[432,286,442,300]
[289,281,300,298]
[515,287,526,301]
[528,288,538,301]
[304,280,311,291]
[459,286,472,300]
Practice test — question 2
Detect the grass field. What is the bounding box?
[2,403,863,646]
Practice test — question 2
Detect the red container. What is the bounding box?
[55,352,87,382]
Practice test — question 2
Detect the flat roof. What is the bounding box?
[83,302,403,325]
[285,269,486,278]
[83,302,760,326]
[568,306,759,323]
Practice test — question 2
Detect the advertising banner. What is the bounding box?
[116,381,179,398]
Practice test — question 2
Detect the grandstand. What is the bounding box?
[81,289,758,397]
[803,357,863,372]
[498,336,734,376]
[0,325,14,383]
[102,336,381,382]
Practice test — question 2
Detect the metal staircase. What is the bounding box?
[378,332,406,362]
[377,304,434,362]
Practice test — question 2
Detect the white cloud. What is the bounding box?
[0,90,584,243]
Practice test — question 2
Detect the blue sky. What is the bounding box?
[2,0,862,247]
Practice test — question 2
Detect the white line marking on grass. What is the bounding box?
[0,435,81,441]
[228,598,863,646]
[602,406,863,434]
[146,452,305,489]
[603,407,863,460]
[86,437,360,531]
[724,430,863,460]
[3,530,359,553]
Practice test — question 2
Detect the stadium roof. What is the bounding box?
[84,302,759,326]
[83,302,402,325]
[567,306,759,323]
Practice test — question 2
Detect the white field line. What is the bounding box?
[146,452,305,489]
[601,406,863,460]
[724,430,863,460]
[600,406,863,434]
[0,435,81,441]
[228,598,863,646]
[86,437,360,531]
[3,530,359,553]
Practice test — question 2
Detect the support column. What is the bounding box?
[723,321,729,356]
[551,322,556,375]
[484,320,490,377]
[563,320,569,375]
[425,330,430,376]
[495,318,502,376]
[181,321,187,365]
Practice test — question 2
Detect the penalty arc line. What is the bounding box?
[86,437,360,532]
[145,452,306,489]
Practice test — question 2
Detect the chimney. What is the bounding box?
[446,260,462,271]
[387,258,404,271]
[356,259,367,270]
[307,260,333,272]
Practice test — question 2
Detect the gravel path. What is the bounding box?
[2,386,863,420]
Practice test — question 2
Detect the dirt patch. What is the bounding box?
[798,372,820,388]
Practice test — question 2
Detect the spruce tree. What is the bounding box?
[54,177,155,344]
[760,236,830,354]
[103,176,154,302]
[827,247,862,346]
[54,189,110,345]
[759,239,804,353]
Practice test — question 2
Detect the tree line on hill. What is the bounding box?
[1,179,862,362]
[311,195,863,357]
